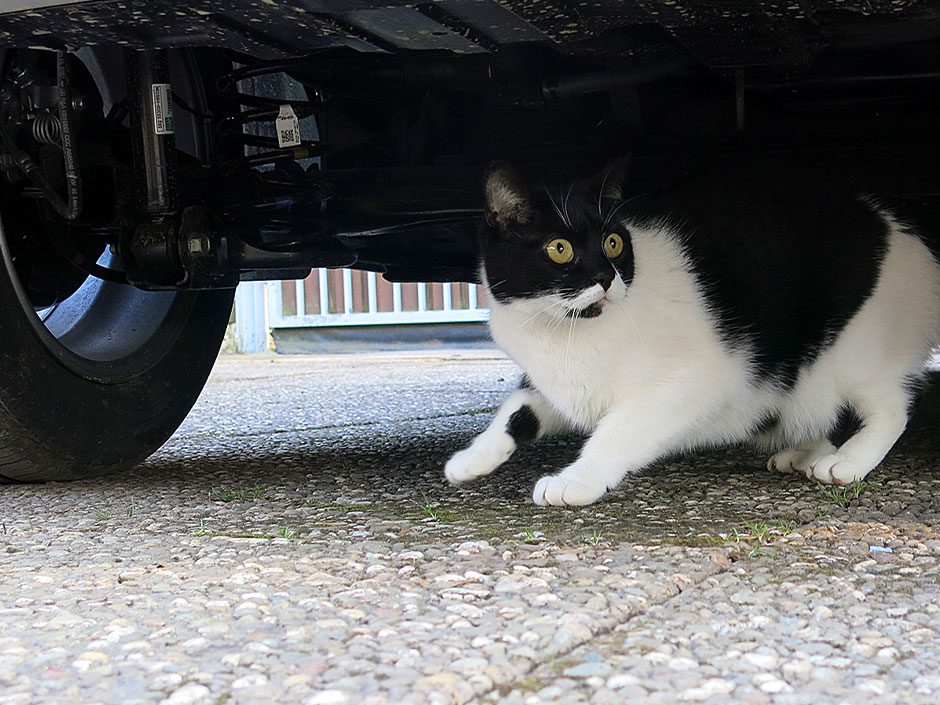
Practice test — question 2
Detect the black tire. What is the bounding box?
[0,48,235,482]
[0,270,233,482]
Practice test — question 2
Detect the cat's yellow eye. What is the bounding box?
[604,233,624,259]
[546,238,574,264]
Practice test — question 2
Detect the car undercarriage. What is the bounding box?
[3,0,940,289]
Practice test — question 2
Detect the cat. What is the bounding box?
[444,158,940,506]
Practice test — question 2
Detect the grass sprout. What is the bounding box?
[731,519,795,558]
[816,480,880,508]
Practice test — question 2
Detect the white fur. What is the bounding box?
[445,211,940,506]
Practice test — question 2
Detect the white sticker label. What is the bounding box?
[275,104,301,148]
[152,83,174,135]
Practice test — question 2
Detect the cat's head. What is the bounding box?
[479,159,634,321]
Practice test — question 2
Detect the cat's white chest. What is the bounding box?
[489,308,625,429]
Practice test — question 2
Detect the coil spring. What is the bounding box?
[215,57,332,245]
[216,57,324,167]
[30,112,61,145]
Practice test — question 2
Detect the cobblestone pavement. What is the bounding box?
[2,350,940,705]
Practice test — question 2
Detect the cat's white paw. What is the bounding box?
[767,442,836,473]
[767,449,805,473]
[532,474,605,506]
[807,453,871,485]
[444,433,515,484]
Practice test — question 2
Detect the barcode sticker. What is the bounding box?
[151,83,174,135]
[275,104,301,148]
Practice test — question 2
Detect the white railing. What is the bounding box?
[234,269,488,352]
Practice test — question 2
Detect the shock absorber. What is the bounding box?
[126,48,177,218]
[121,48,243,290]
[121,47,190,288]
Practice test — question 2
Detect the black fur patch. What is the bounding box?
[828,405,864,448]
[568,302,604,319]
[753,412,780,435]
[622,166,888,388]
[507,406,540,444]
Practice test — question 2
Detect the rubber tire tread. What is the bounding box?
[0,287,235,483]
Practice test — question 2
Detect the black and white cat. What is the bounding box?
[444,160,940,506]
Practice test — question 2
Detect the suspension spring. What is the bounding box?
[216,56,325,168]
[30,111,60,145]
[214,56,332,245]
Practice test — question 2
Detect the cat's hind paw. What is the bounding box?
[807,453,871,486]
[444,433,515,485]
[767,441,836,474]
[532,474,605,506]
[767,449,805,473]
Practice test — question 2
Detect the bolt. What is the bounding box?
[70,95,85,112]
[188,236,210,254]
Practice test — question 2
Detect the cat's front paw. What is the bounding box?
[807,453,871,485]
[532,474,605,506]
[444,433,515,484]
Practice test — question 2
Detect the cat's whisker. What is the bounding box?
[564,306,578,377]
[544,305,579,337]
[535,300,569,337]
[603,189,652,230]
[547,306,574,336]
[616,299,651,362]
[521,297,568,326]
[597,164,614,217]
[561,182,574,229]
[602,199,630,230]
[543,185,566,225]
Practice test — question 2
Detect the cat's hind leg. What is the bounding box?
[807,386,910,485]
[767,439,837,474]
[445,387,568,485]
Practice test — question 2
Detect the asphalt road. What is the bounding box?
[2,350,940,705]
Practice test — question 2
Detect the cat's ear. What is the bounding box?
[592,155,632,201]
[484,163,532,229]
